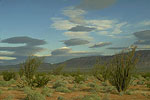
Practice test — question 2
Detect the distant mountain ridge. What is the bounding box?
[0,50,150,72]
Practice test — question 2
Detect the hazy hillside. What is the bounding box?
[56,50,150,71]
[0,50,150,72]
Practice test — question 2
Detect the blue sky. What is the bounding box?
[0,0,150,65]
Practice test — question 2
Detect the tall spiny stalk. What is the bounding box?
[109,46,139,92]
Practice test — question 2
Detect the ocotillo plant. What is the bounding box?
[109,46,139,93]
[20,56,44,87]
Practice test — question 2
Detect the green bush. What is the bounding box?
[33,74,50,87]
[82,94,100,100]
[0,89,3,95]
[137,80,145,85]
[53,80,66,89]
[24,86,46,100]
[87,82,101,92]
[57,96,66,100]
[109,47,139,93]
[25,91,45,100]
[146,82,150,88]
[55,86,71,93]
[141,72,150,78]
[41,87,52,97]
[2,71,16,81]
[3,95,14,100]
[0,79,16,87]
[74,75,86,84]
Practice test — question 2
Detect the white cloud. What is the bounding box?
[51,18,77,30]
[87,19,114,30]
[64,31,93,40]
[0,51,14,55]
[139,20,150,26]
[63,7,86,18]
[112,22,127,34]
[0,56,16,60]
[63,7,87,25]
[51,7,128,40]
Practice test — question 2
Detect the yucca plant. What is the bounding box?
[109,46,139,93]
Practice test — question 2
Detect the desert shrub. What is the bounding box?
[0,89,3,95]
[23,86,33,94]
[19,56,44,87]
[103,86,116,93]
[87,82,101,92]
[41,86,52,97]
[101,81,109,86]
[52,64,65,75]
[82,94,100,100]
[33,74,50,87]
[146,82,150,88]
[55,86,71,93]
[0,79,16,87]
[2,71,16,81]
[92,60,110,82]
[141,72,150,78]
[57,96,66,100]
[70,84,79,91]
[53,80,70,93]
[74,75,86,84]
[24,86,46,100]
[3,95,14,100]
[137,80,145,85]
[25,91,45,100]
[125,90,134,95]
[109,46,139,93]
[53,80,67,89]
[17,76,29,88]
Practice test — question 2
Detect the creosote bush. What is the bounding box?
[41,86,52,97]
[23,86,46,100]
[109,46,139,93]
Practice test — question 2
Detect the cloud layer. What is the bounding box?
[68,25,96,32]
[134,30,150,45]
[61,38,89,46]
[89,42,112,48]
[0,36,46,65]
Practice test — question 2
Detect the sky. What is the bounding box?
[0,0,150,65]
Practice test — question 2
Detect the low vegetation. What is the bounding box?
[0,46,150,100]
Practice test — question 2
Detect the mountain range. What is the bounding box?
[0,50,150,72]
